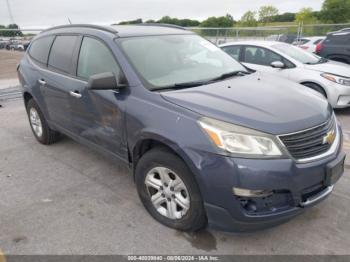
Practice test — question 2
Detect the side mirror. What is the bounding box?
[87,72,126,90]
[270,61,285,69]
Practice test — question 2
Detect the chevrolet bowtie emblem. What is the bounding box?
[323,130,336,145]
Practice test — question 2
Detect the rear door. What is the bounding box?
[40,34,81,132]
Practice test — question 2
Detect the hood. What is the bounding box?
[161,72,331,135]
[304,60,350,77]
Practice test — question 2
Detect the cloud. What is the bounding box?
[0,0,323,27]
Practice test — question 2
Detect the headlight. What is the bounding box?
[321,73,350,86]
[198,117,283,157]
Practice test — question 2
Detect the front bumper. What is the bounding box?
[326,82,350,108]
[186,130,345,232]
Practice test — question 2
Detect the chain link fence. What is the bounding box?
[1,23,350,47]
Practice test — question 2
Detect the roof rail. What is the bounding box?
[136,23,187,31]
[42,24,118,34]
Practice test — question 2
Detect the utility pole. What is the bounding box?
[5,0,15,24]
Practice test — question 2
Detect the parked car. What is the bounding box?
[6,43,24,51]
[221,41,350,108]
[316,30,350,64]
[18,24,345,232]
[293,37,325,53]
[266,34,297,44]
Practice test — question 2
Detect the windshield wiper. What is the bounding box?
[151,81,207,91]
[317,57,329,64]
[209,70,250,81]
[151,70,250,92]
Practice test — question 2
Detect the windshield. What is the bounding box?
[272,43,322,64]
[117,34,247,90]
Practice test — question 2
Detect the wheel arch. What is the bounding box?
[300,81,328,98]
[23,91,33,108]
[131,134,198,182]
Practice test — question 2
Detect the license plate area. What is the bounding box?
[325,156,345,186]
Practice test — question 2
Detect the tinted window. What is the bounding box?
[222,46,241,61]
[77,37,120,79]
[313,39,323,45]
[29,36,54,65]
[48,35,79,74]
[244,46,283,66]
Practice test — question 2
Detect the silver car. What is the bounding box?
[220,41,350,108]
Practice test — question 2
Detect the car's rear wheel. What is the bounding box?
[135,147,207,231]
[26,99,60,145]
[302,82,327,98]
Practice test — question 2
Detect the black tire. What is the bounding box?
[302,82,327,98]
[135,147,207,231]
[26,99,60,145]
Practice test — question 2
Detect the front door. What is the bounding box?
[68,36,128,159]
[241,46,291,79]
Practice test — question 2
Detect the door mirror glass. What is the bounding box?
[271,61,285,69]
[88,72,124,90]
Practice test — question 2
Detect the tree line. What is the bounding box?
[0,24,22,37]
[117,0,350,27]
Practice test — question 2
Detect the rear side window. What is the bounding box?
[48,35,79,74]
[77,37,120,79]
[29,36,54,65]
[221,46,241,61]
[313,39,323,45]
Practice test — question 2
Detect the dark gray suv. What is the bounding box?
[317,29,350,64]
[18,24,345,232]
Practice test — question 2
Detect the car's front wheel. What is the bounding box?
[135,147,207,231]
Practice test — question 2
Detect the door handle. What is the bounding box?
[69,91,82,98]
[38,79,46,85]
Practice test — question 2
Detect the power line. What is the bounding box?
[5,0,15,24]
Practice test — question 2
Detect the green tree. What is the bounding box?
[0,24,22,37]
[239,11,258,27]
[258,5,279,23]
[295,8,319,24]
[156,16,200,27]
[271,12,296,22]
[320,0,350,23]
[200,14,235,27]
[118,18,143,25]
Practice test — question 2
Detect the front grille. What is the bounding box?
[279,116,336,160]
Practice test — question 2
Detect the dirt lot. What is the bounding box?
[0,50,24,79]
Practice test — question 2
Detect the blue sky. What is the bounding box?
[0,0,324,28]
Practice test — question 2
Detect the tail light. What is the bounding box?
[316,42,323,54]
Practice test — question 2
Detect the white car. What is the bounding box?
[220,41,350,108]
[292,37,325,53]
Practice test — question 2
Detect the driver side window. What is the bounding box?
[77,37,121,79]
[244,46,283,66]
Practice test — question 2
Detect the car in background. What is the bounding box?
[293,37,325,53]
[316,30,350,64]
[220,41,350,108]
[18,24,345,232]
[6,43,25,51]
[266,34,297,44]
